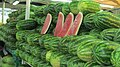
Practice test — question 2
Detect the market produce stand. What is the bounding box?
[1,0,120,67]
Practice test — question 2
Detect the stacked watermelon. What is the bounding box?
[1,0,120,67]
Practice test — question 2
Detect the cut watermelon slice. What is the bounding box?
[54,12,64,36]
[57,12,74,37]
[41,13,52,34]
[67,12,83,35]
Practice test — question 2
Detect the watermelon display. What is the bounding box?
[57,12,74,37]
[2,0,120,67]
[54,12,64,36]
[67,12,83,36]
[41,13,52,34]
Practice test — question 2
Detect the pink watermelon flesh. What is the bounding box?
[67,12,83,36]
[54,12,64,36]
[57,12,74,37]
[41,13,52,34]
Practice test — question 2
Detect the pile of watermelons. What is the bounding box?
[1,0,120,67]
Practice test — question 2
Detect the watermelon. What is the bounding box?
[27,33,41,45]
[54,12,64,36]
[62,3,70,16]
[43,36,61,50]
[92,41,119,65]
[43,4,56,15]
[57,12,74,37]
[111,47,120,67]
[83,11,120,30]
[67,12,83,36]
[77,39,99,62]
[54,3,64,14]
[46,50,53,62]
[41,13,52,34]
[67,57,85,67]
[100,28,120,43]
[50,51,72,67]
[2,56,15,65]
[16,30,35,41]
[67,36,96,55]
[70,1,79,14]
[16,19,37,30]
[78,1,100,15]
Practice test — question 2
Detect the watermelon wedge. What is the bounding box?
[41,13,52,34]
[67,12,83,36]
[57,12,74,37]
[54,12,64,36]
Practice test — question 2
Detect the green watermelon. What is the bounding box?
[16,19,37,30]
[54,3,64,14]
[39,34,54,46]
[111,47,120,67]
[62,3,70,16]
[83,11,120,30]
[46,50,53,62]
[50,51,72,67]
[100,28,120,43]
[2,56,15,65]
[43,36,61,50]
[16,30,35,41]
[78,1,100,15]
[43,4,56,15]
[27,33,41,45]
[70,1,79,14]
[77,39,99,62]
[67,57,85,67]
[92,40,119,65]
